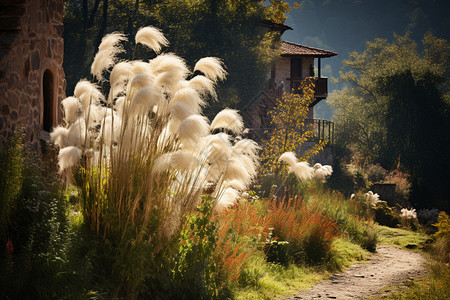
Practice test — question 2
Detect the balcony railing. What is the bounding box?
[248,119,334,145]
[291,77,328,99]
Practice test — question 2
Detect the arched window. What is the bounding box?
[42,69,54,132]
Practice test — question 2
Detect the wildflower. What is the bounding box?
[312,163,333,180]
[365,191,381,207]
[400,208,417,220]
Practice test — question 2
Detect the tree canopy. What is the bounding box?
[329,33,450,209]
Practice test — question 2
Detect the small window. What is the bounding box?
[42,69,54,132]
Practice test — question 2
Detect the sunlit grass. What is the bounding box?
[377,225,428,249]
[233,237,370,299]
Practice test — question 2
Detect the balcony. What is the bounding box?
[247,119,334,145]
[291,77,328,104]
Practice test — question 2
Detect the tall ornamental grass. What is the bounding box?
[50,27,259,295]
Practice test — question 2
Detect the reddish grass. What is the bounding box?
[214,202,270,285]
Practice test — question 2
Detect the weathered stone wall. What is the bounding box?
[0,0,65,149]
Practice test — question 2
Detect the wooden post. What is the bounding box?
[318,58,321,78]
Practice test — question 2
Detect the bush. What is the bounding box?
[267,197,340,265]
[0,136,73,299]
[374,201,401,228]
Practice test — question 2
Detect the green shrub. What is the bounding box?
[374,201,400,228]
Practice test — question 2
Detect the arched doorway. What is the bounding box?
[42,69,54,132]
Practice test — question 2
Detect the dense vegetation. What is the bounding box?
[329,33,450,211]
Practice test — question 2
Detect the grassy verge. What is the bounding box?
[377,225,428,249]
[233,237,370,299]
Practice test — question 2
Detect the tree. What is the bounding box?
[329,33,450,209]
[260,79,325,175]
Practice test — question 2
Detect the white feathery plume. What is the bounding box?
[215,187,240,212]
[58,146,82,174]
[279,152,298,166]
[400,208,417,220]
[149,53,190,91]
[170,102,195,122]
[91,32,127,80]
[312,163,333,180]
[83,104,103,129]
[169,88,205,114]
[110,61,133,99]
[131,61,152,74]
[224,179,246,191]
[115,96,125,116]
[97,114,122,146]
[205,133,233,164]
[130,86,162,115]
[194,57,227,83]
[50,126,68,148]
[365,191,381,207]
[233,139,260,159]
[67,118,86,147]
[223,157,252,186]
[188,75,217,99]
[129,72,154,91]
[74,80,103,111]
[291,161,313,181]
[61,96,81,124]
[171,150,197,172]
[211,108,244,134]
[151,153,173,175]
[135,26,169,54]
[177,115,210,143]
[278,152,313,181]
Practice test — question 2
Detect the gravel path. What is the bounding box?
[286,245,428,300]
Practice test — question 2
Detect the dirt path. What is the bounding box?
[286,246,428,300]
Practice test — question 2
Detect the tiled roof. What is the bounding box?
[281,41,337,57]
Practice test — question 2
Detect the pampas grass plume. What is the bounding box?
[135,26,169,54]
[170,88,205,113]
[61,96,80,124]
[74,80,103,111]
[50,126,68,148]
[211,108,244,134]
[58,146,82,174]
[278,152,298,166]
[91,32,127,80]
[67,118,86,147]
[188,75,217,98]
[215,187,240,212]
[151,153,173,175]
[177,114,209,143]
[131,86,161,115]
[194,57,227,83]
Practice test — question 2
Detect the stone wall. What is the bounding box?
[0,0,65,149]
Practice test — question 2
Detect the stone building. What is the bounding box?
[0,0,65,149]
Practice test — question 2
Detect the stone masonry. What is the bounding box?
[0,0,65,149]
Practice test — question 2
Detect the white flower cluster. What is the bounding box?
[51,27,259,212]
[365,191,381,207]
[278,152,333,182]
[400,208,417,220]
